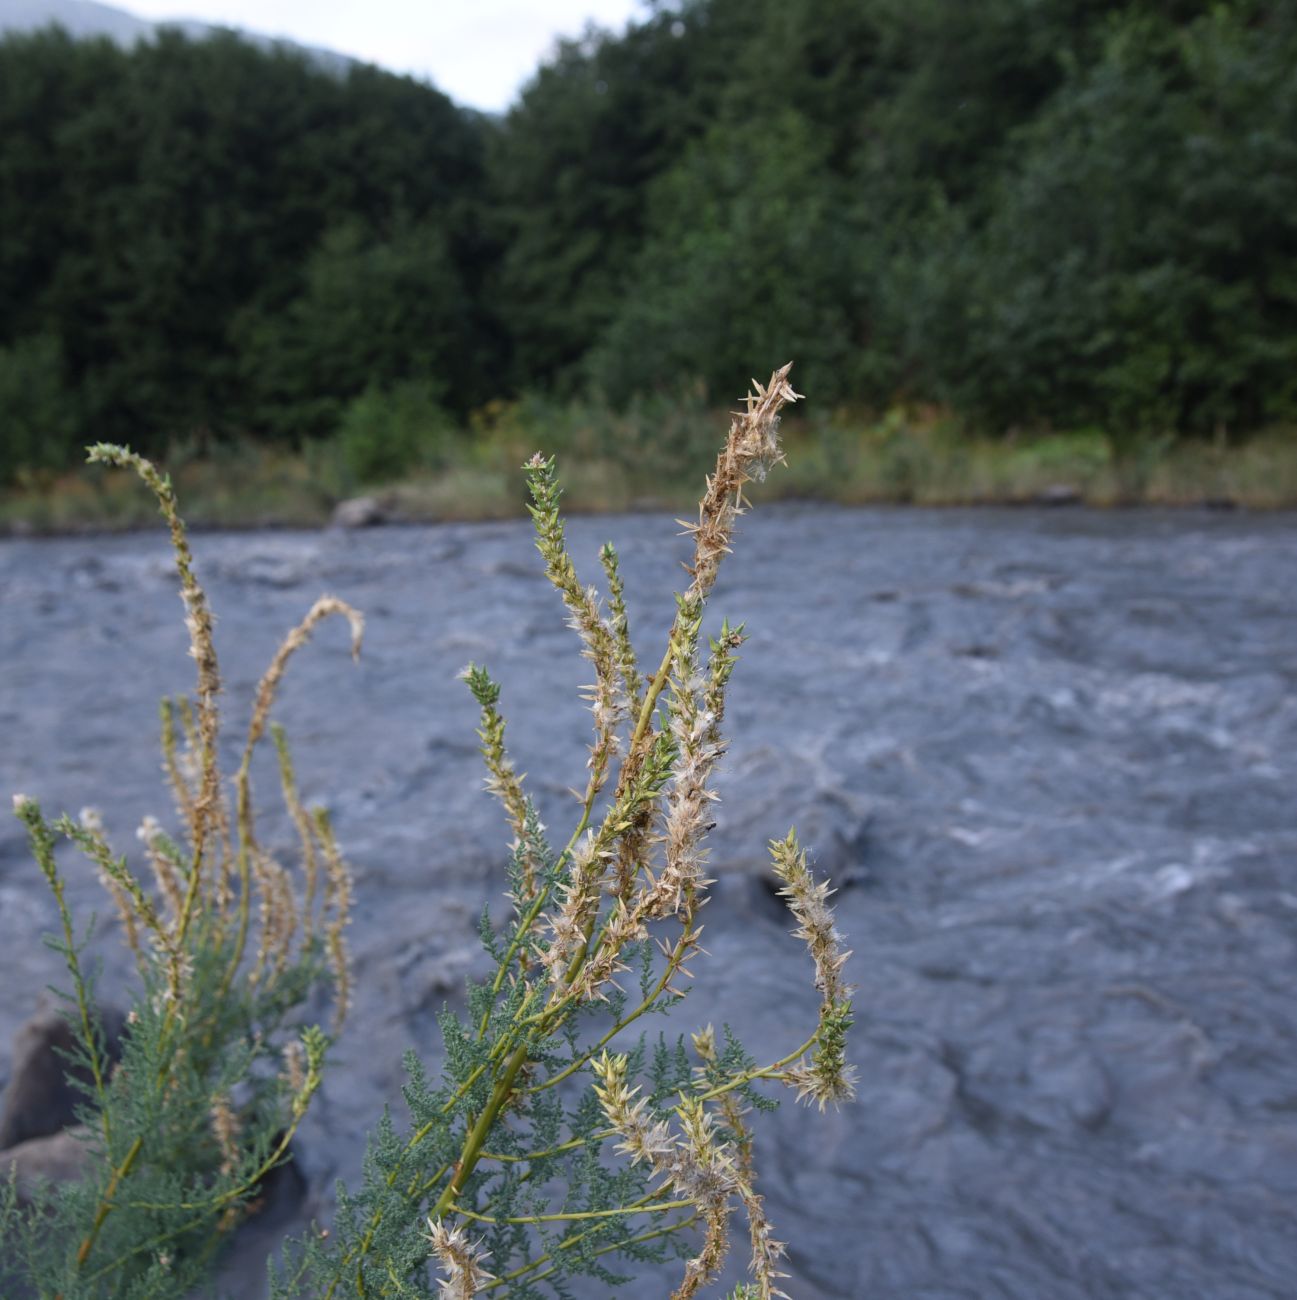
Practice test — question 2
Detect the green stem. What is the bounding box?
[451,1196,692,1225]
[117,1118,305,1214]
[75,1136,143,1268]
[480,1029,819,1171]
[479,1127,615,1164]
[692,1031,820,1104]
[85,1063,321,1283]
[47,847,114,1143]
[526,923,696,1095]
[481,1214,699,1292]
[322,1059,493,1298]
[430,1042,532,1220]
[474,794,598,1042]
[630,646,673,754]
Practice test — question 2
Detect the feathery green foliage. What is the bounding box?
[2,447,362,1297]
[5,369,855,1298]
[283,367,854,1299]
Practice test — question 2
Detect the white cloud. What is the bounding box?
[113,0,646,110]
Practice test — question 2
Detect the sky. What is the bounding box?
[112,0,648,111]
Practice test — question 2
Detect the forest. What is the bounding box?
[1,0,1295,504]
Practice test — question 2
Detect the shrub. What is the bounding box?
[0,334,81,486]
[3,366,854,1299]
[2,445,363,1296]
[336,379,455,486]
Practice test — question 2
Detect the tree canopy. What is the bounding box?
[2,0,1294,481]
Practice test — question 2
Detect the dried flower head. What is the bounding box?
[592,1053,759,1299]
[591,1051,677,1171]
[540,831,606,987]
[460,663,542,913]
[769,829,851,1008]
[87,444,223,866]
[137,814,184,927]
[525,455,625,794]
[282,1040,306,1095]
[313,806,353,1029]
[425,1218,494,1298]
[769,829,857,1110]
[210,1093,240,1178]
[683,364,801,608]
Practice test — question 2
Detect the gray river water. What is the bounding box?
[2,504,1296,1298]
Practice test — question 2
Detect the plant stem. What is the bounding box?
[478,1127,615,1164]
[692,1031,821,1103]
[451,1196,692,1225]
[630,646,674,754]
[481,1214,699,1292]
[430,1042,531,1220]
[75,1136,143,1268]
[526,923,695,1094]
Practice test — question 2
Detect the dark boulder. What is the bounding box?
[0,1004,125,1151]
[3,1125,93,1207]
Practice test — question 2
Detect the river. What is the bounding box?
[2,504,1296,1297]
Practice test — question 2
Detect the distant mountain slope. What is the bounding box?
[0,0,354,74]
[1,0,151,41]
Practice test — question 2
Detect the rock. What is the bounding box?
[331,496,386,529]
[3,1126,92,1206]
[0,1005,125,1150]
[231,554,308,588]
[712,746,872,885]
[1035,483,1082,506]
[395,943,493,1014]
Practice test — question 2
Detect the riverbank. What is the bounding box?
[3,412,1295,534]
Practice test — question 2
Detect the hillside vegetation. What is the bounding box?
[2,0,1295,510]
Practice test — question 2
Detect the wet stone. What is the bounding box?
[0,1005,125,1151]
[3,1126,93,1207]
[331,495,386,529]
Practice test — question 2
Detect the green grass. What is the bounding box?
[3,406,1295,535]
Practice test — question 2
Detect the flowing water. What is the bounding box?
[2,504,1296,1298]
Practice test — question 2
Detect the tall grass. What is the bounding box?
[4,400,1293,535]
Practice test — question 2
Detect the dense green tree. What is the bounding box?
[0,30,487,464]
[488,7,744,388]
[1,0,1294,484]
[587,110,860,403]
[236,220,481,440]
[0,335,81,482]
[898,3,1297,431]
